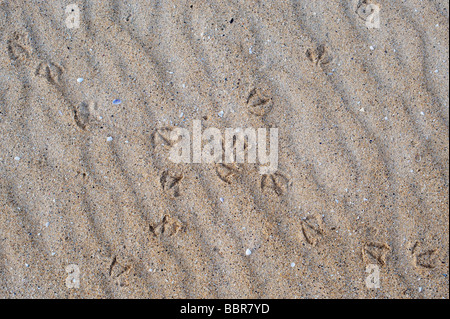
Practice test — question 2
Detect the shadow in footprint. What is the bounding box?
[306,44,332,66]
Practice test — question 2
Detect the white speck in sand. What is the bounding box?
[220,197,224,203]
[45,222,50,227]
[25,264,29,267]
[291,262,296,268]
[77,78,84,83]
[421,112,425,116]
[418,287,423,293]
[218,111,224,117]
[246,249,252,256]
[14,157,21,161]
[370,46,375,51]
[107,136,113,142]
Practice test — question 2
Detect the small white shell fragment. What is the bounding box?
[291,262,296,268]
[245,249,252,256]
[77,78,84,83]
[14,157,21,161]
[107,136,113,142]
[218,111,224,117]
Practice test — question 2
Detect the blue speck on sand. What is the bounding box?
[113,99,122,105]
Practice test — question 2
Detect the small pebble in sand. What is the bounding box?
[113,99,122,105]
[45,222,49,227]
[370,46,375,51]
[218,111,224,118]
[77,78,84,83]
[14,157,21,161]
[246,249,252,256]
[107,136,113,142]
[291,262,296,268]
[220,198,224,203]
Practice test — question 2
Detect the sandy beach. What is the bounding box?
[0,0,448,298]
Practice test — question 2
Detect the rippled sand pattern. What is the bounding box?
[0,0,448,298]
